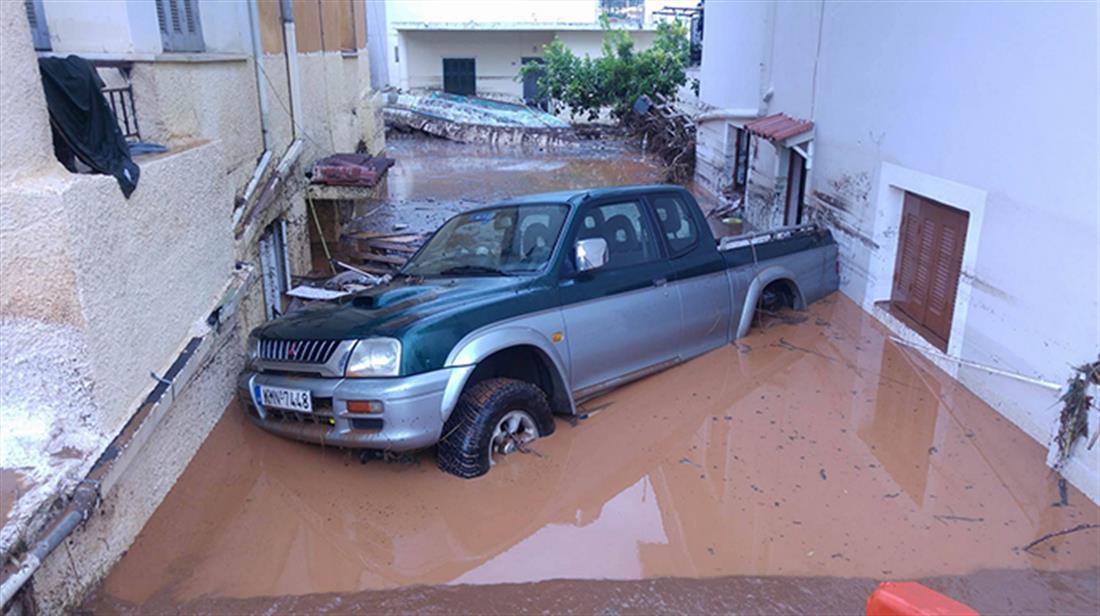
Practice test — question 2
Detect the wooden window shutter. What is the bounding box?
[156,0,205,53]
[891,193,968,349]
[24,0,51,51]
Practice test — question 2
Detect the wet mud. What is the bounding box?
[338,135,668,241]
[84,568,1100,615]
[84,295,1100,613]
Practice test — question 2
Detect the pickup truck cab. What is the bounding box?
[239,185,838,477]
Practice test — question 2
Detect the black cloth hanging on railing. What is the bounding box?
[38,55,140,198]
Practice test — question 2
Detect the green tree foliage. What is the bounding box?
[522,16,692,121]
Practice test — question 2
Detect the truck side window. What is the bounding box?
[651,195,698,256]
[583,201,659,269]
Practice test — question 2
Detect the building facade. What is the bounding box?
[0,0,383,610]
[694,1,1099,501]
[379,0,700,102]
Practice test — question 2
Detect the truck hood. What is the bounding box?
[253,276,529,341]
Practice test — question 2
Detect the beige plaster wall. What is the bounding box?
[259,51,384,162]
[0,1,59,184]
[132,59,265,191]
[34,318,245,613]
[62,141,235,433]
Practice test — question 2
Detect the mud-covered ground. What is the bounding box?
[83,296,1099,613]
[82,137,1099,614]
[332,134,734,245]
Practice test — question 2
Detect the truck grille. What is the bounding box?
[259,339,341,364]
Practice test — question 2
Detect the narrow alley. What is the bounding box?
[2,1,1097,614]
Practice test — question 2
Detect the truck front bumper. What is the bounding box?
[237,366,470,451]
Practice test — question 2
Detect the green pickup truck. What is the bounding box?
[239,184,838,477]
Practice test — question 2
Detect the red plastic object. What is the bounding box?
[866,582,980,616]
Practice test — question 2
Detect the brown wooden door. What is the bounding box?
[891,193,968,349]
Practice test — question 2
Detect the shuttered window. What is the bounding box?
[442,58,476,96]
[155,0,204,53]
[891,193,968,350]
[24,0,50,50]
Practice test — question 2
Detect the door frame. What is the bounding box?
[521,56,547,110]
[866,162,987,363]
[784,148,807,225]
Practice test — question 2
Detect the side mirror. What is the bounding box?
[575,238,608,272]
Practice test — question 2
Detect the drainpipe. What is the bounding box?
[247,0,271,149]
[0,483,98,609]
[279,0,304,140]
[759,0,778,115]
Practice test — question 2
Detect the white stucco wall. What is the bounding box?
[41,0,250,56]
[555,28,656,59]
[399,29,554,98]
[387,0,599,27]
[697,0,770,114]
[696,1,1100,500]
[396,28,657,99]
[42,0,160,55]
[197,0,251,54]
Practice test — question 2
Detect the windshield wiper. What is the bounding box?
[438,265,513,276]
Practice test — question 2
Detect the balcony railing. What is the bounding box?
[102,83,140,142]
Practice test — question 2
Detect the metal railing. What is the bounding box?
[102,84,140,142]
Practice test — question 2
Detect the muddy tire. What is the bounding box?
[437,378,555,479]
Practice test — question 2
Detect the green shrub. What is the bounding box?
[522,15,692,121]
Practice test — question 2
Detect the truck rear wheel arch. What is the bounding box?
[736,268,807,339]
[760,278,804,311]
[461,345,572,416]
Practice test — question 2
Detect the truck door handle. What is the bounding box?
[653,277,667,287]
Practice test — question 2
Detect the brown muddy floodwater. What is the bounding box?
[382,134,667,203]
[85,295,1100,614]
[334,135,734,243]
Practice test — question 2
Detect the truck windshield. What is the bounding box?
[402,204,569,276]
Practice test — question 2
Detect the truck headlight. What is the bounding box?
[345,338,401,377]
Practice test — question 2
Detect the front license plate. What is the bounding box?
[259,386,312,412]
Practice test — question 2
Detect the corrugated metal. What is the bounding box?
[744,113,814,142]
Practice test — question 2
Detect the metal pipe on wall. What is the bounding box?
[279,0,304,140]
[247,0,271,149]
[0,484,98,609]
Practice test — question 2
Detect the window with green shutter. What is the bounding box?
[155,0,204,53]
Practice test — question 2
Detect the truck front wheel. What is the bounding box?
[437,378,555,478]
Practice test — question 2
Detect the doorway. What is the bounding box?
[258,219,291,320]
[783,149,807,225]
[521,57,547,110]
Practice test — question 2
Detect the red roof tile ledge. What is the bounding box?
[744,113,814,143]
